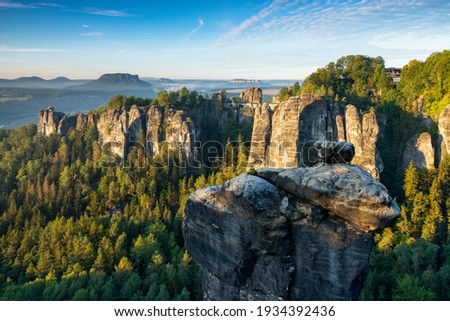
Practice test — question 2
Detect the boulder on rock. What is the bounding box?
[313,141,355,164]
[183,165,399,301]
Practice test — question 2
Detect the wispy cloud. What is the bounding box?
[0,1,35,9]
[85,8,132,17]
[82,24,89,28]
[215,0,296,46]
[81,31,105,37]
[0,1,63,9]
[214,0,449,49]
[32,2,66,8]
[0,44,62,52]
[184,18,204,42]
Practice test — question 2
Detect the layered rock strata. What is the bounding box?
[248,95,384,178]
[402,132,435,170]
[183,164,399,300]
[439,104,450,162]
[38,105,197,162]
[240,87,263,104]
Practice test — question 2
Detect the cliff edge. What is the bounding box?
[183,160,399,300]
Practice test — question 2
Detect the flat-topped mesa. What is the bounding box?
[248,95,384,179]
[183,165,399,301]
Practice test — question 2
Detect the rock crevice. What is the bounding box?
[38,105,197,162]
[248,95,384,178]
[183,164,399,300]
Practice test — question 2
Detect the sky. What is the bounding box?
[0,0,449,79]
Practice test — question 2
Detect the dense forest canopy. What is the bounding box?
[0,89,249,300]
[279,50,450,118]
[1,50,450,300]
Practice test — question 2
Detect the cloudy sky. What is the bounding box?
[0,0,449,79]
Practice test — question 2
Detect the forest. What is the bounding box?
[0,93,249,300]
[0,50,449,300]
[282,51,450,300]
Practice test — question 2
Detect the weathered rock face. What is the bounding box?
[248,103,272,167]
[248,96,383,178]
[335,114,346,142]
[38,107,82,136]
[314,141,355,164]
[96,108,129,158]
[233,105,254,124]
[146,106,164,156]
[267,97,303,168]
[38,105,197,162]
[439,104,450,162]
[38,107,65,136]
[345,105,383,179]
[183,166,399,300]
[165,110,196,161]
[241,87,263,104]
[402,132,435,170]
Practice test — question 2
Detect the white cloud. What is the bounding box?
[215,0,294,46]
[32,2,65,8]
[0,1,35,9]
[214,0,449,50]
[184,18,205,42]
[0,1,63,9]
[81,31,105,37]
[0,44,62,52]
[82,24,89,28]
[367,32,450,51]
[85,8,132,17]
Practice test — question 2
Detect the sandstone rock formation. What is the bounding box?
[38,107,67,136]
[439,104,450,162]
[402,132,435,170]
[183,166,399,300]
[314,141,355,164]
[248,104,272,167]
[240,87,263,104]
[248,95,383,178]
[345,105,383,179]
[37,107,84,136]
[38,105,197,162]
[96,106,197,161]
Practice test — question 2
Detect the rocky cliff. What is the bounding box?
[439,104,450,162]
[402,132,435,170]
[345,105,383,178]
[248,104,272,167]
[38,107,96,136]
[240,87,263,104]
[248,95,384,178]
[183,161,400,300]
[38,105,197,162]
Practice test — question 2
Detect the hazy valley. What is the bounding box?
[0,74,294,129]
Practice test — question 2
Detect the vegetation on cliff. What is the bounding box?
[279,50,450,117]
[1,50,449,301]
[0,89,250,300]
[277,50,450,300]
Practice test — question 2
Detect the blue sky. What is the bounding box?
[0,0,449,79]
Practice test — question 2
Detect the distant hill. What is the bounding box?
[70,73,152,91]
[0,76,88,89]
